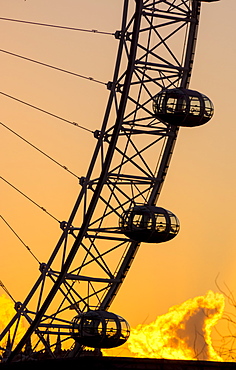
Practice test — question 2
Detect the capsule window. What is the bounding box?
[130,212,153,230]
[189,96,201,116]
[153,93,165,113]
[83,318,102,336]
[176,98,187,113]
[155,213,166,232]
[132,213,142,227]
[203,95,214,119]
[169,214,180,234]
[120,318,130,340]
[106,319,117,338]
[166,97,177,113]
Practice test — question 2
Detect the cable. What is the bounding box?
[0,121,80,179]
[0,49,106,86]
[1,215,40,264]
[0,176,60,223]
[0,280,16,303]
[0,92,94,134]
[0,17,115,36]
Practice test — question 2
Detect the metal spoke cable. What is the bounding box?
[0,92,93,134]
[0,176,60,223]
[0,17,115,36]
[0,215,40,264]
[0,280,16,303]
[0,49,107,86]
[0,121,80,179]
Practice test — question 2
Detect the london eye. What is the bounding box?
[0,0,218,362]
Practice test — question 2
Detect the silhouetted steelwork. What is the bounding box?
[0,0,218,362]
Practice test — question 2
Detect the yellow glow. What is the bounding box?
[0,295,26,350]
[104,291,225,361]
[127,291,224,361]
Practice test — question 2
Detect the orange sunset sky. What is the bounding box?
[0,0,235,353]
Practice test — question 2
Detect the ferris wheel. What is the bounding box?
[0,0,218,362]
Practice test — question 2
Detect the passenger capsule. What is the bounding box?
[153,88,214,127]
[120,205,180,243]
[71,310,130,349]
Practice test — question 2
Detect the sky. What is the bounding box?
[0,0,236,353]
